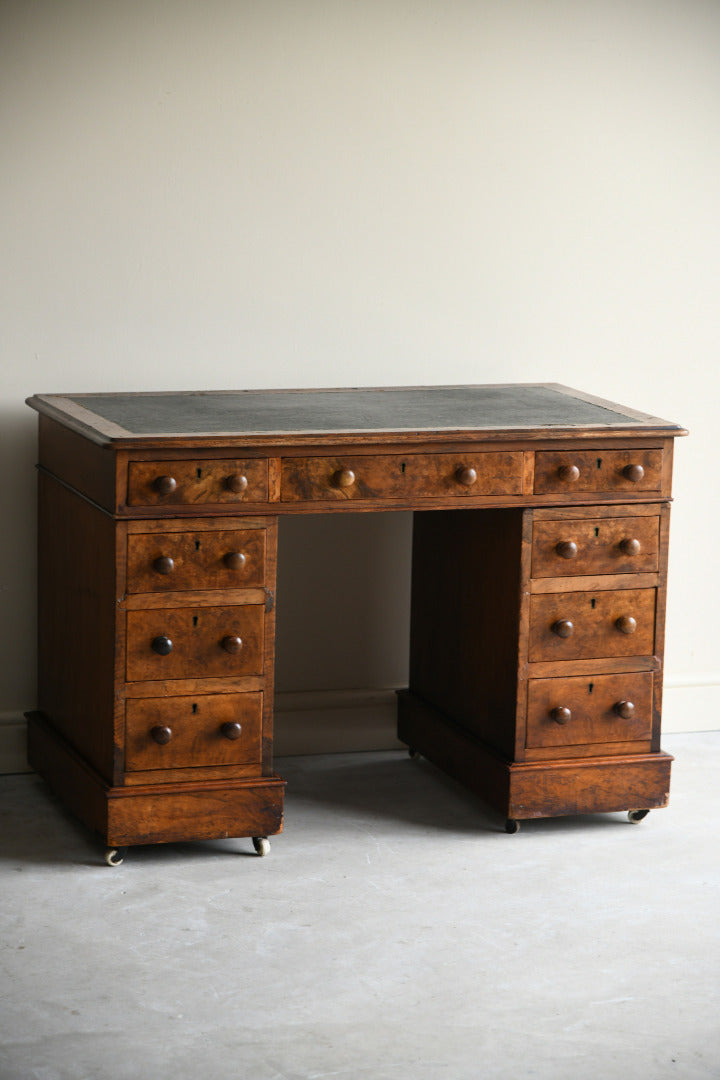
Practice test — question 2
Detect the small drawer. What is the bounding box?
[125,692,263,772]
[526,672,653,748]
[126,605,264,681]
[127,459,268,506]
[281,451,523,502]
[532,515,660,578]
[534,450,663,494]
[529,588,656,662]
[127,528,266,593]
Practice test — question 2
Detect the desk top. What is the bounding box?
[27,383,686,449]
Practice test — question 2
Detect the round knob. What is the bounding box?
[153,556,175,575]
[555,540,578,560]
[551,619,574,638]
[557,464,580,482]
[221,721,243,741]
[150,725,173,745]
[614,700,635,719]
[619,537,641,556]
[332,468,356,489]
[151,635,173,655]
[221,635,243,654]
[223,551,247,571]
[226,474,248,493]
[615,615,637,635]
[623,463,645,483]
[455,466,477,487]
[153,475,177,495]
[550,706,572,725]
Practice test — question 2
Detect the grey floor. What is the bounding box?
[1,733,719,1080]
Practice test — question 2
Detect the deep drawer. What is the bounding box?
[127,528,266,593]
[532,514,660,578]
[528,588,656,662]
[126,605,264,681]
[534,450,662,494]
[526,672,653,748]
[125,692,263,772]
[127,459,268,506]
[280,451,523,502]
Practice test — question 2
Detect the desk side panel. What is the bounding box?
[36,474,119,781]
[408,508,524,759]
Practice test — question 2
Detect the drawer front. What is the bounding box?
[281,451,523,502]
[527,672,653,748]
[529,589,656,662]
[534,450,663,494]
[127,459,268,506]
[126,605,264,681]
[532,515,660,578]
[127,528,266,593]
[125,692,262,771]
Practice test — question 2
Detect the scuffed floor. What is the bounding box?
[1,732,718,1080]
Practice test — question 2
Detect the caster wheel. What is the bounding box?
[505,819,520,834]
[408,747,421,760]
[252,837,271,857]
[628,809,650,824]
[105,847,127,866]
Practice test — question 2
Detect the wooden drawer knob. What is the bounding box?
[332,468,356,489]
[151,634,173,655]
[555,540,578,560]
[557,464,580,482]
[551,619,574,638]
[221,635,243,654]
[550,706,572,725]
[223,551,247,571]
[614,700,635,719]
[455,466,477,487]
[619,537,641,556]
[151,725,173,745]
[615,615,637,635]
[153,475,177,495]
[153,556,175,575]
[226,473,248,493]
[623,463,645,483]
[221,721,243,740]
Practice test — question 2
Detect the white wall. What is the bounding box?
[2,0,719,766]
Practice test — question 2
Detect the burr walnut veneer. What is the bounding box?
[25,384,686,858]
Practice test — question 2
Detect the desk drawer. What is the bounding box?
[125,692,262,772]
[534,450,662,494]
[127,459,268,506]
[127,528,266,593]
[281,451,523,502]
[526,672,652,748]
[528,588,656,662]
[532,514,660,578]
[126,605,264,681]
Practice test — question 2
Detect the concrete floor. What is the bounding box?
[1,732,718,1080]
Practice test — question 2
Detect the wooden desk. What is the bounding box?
[25,384,686,862]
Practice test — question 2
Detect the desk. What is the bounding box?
[26,384,686,862]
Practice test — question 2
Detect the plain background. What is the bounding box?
[1,0,719,761]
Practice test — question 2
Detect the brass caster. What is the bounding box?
[252,836,271,856]
[105,847,127,866]
[628,809,650,824]
[505,819,520,834]
[408,747,421,760]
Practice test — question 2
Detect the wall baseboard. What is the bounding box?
[1,678,718,775]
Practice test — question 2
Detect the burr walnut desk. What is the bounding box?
[25,385,686,864]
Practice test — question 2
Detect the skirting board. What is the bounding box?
[0,678,718,775]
